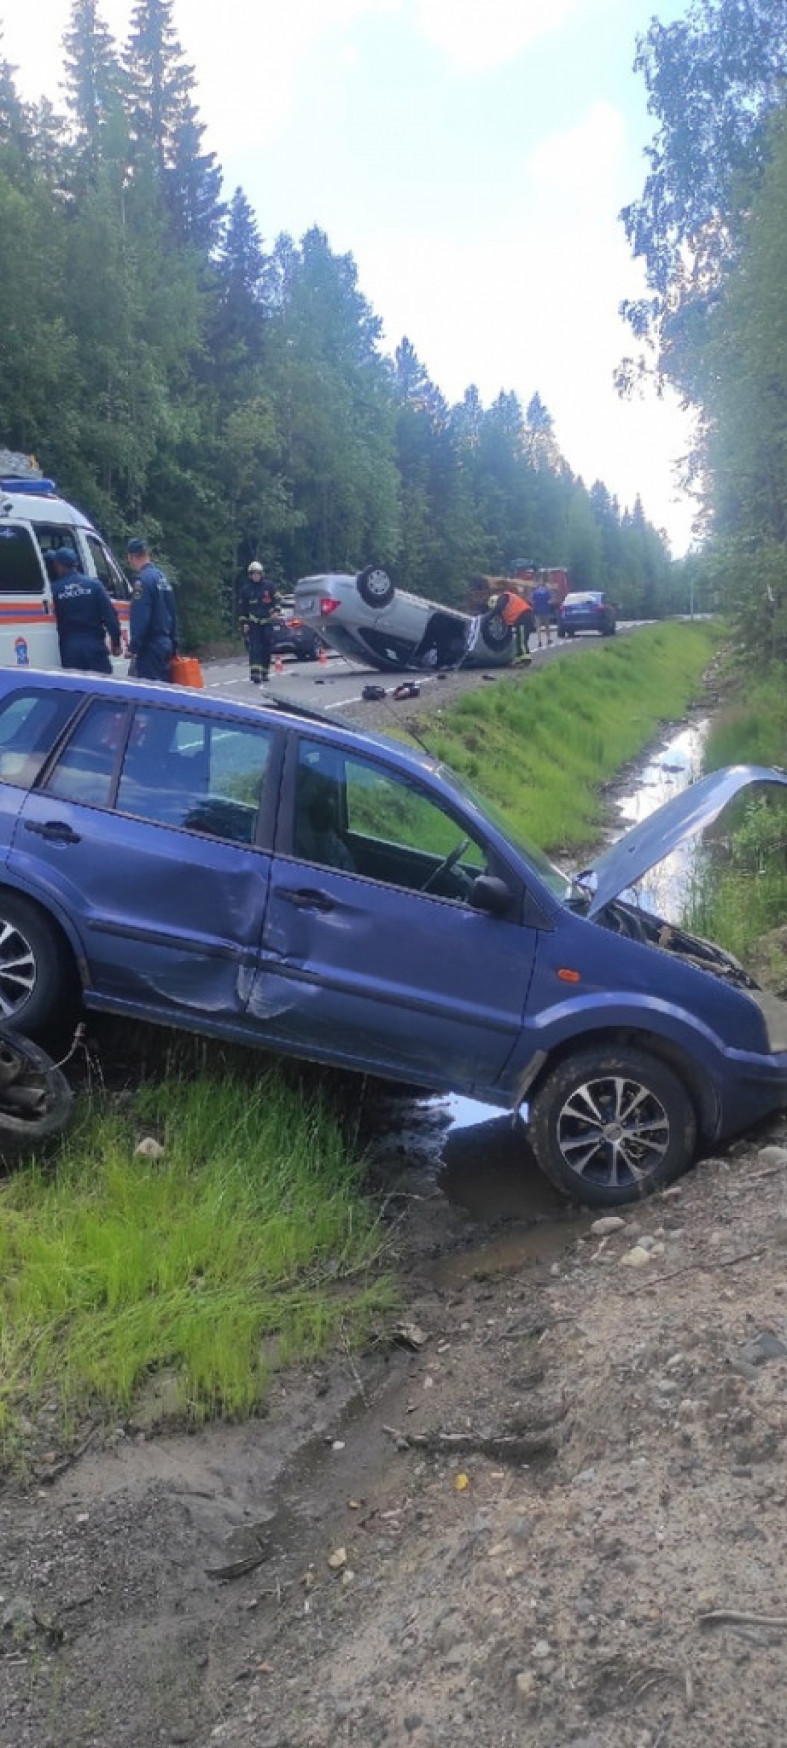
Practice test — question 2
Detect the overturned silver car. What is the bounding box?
[292,567,527,673]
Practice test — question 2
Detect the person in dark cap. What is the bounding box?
[126,537,178,681]
[50,547,122,675]
[239,559,279,684]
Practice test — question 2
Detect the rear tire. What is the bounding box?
[528,1046,697,1208]
[0,893,73,1035]
[357,567,395,609]
[0,1029,72,1160]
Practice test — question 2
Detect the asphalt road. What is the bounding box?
[201,625,647,719]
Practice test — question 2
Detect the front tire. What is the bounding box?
[0,894,72,1034]
[356,566,395,609]
[528,1047,697,1207]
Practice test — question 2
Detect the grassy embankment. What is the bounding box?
[0,1066,392,1458]
[0,621,723,1458]
[688,668,787,980]
[422,621,723,854]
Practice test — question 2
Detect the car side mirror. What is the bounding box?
[469,875,513,918]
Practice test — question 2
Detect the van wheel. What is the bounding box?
[528,1047,696,1208]
[0,894,73,1034]
[357,567,395,609]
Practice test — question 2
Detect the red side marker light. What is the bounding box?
[557,968,581,983]
[320,597,341,616]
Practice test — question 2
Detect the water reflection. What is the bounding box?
[610,719,709,918]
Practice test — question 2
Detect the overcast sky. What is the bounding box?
[3,0,698,553]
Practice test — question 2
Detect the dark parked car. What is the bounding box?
[558,591,616,637]
[0,668,784,1207]
[270,598,322,662]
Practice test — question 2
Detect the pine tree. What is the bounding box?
[124,0,222,247]
[215,188,270,367]
[62,0,126,187]
[0,25,32,179]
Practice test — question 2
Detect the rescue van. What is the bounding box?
[0,473,131,671]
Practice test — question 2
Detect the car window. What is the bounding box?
[0,525,45,594]
[116,707,273,842]
[84,534,131,600]
[0,687,85,787]
[45,698,129,807]
[31,525,81,567]
[294,739,487,896]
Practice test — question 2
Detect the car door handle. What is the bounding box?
[23,819,82,845]
[277,887,336,912]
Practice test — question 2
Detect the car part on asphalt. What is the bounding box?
[0,1027,73,1158]
[392,682,420,700]
[362,685,387,701]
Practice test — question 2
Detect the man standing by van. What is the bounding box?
[126,537,178,681]
[50,548,121,674]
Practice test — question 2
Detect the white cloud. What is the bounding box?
[413,0,589,70]
[357,101,698,551]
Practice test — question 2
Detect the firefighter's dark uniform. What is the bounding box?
[130,562,178,682]
[239,574,279,683]
[52,563,121,675]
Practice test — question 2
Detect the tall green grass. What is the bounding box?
[688,671,787,969]
[0,1069,392,1455]
[423,622,722,853]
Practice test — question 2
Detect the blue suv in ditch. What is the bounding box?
[0,668,784,1207]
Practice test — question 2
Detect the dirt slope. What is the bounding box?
[3,1119,787,1748]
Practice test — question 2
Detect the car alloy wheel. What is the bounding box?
[0,894,71,1033]
[529,1047,696,1207]
[356,566,395,609]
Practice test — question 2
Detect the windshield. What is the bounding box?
[438,765,572,899]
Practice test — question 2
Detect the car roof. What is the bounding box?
[0,486,96,529]
[0,667,438,777]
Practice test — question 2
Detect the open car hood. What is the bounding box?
[578,765,787,917]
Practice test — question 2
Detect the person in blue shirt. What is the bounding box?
[126,537,178,681]
[50,548,121,674]
[530,579,553,648]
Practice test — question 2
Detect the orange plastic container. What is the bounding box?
[170,655,204,688]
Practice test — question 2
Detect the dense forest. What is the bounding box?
[0,0,677,645]
[621,0,787,664]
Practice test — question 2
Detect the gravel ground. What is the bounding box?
[3,1118,787,1748]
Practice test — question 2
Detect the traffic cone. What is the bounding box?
[318,642,328,664]
[274,653,284,674]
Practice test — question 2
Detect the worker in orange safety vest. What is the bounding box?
[496,590,533,665]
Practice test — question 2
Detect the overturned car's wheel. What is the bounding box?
[528,1047,697,1208]
[357,566,395,609]
[0,1029,73,1162]
[0,894,72,1034]
[478,611,513,654]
